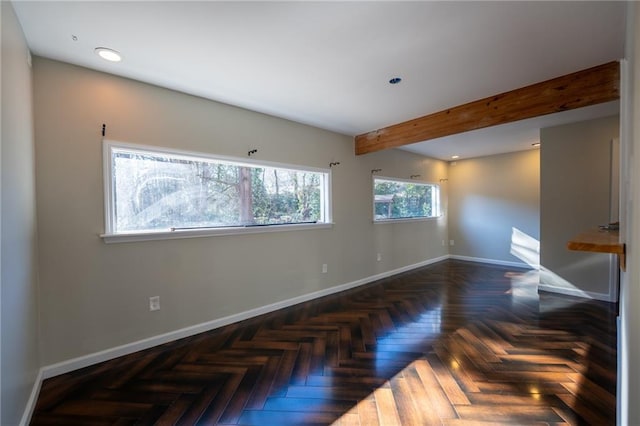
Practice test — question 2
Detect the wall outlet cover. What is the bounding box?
[149,296,160,311]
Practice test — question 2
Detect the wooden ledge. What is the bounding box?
[567,228,625,271]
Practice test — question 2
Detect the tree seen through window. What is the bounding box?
[373,177,439,220]
[110,148,327,233]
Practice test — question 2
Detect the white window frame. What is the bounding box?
[102,140,332,243]
[372,175,441,223]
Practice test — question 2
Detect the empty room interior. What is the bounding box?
[3,1,640,425]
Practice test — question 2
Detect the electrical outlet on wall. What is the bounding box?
[377,253,382,261]
[322,264,328,274]
[149,296,160,311]
[449,240,455,246]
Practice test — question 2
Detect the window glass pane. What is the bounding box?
[110,146,327,233]
[373,177,439,221]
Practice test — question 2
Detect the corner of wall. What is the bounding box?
[1,1,42,425]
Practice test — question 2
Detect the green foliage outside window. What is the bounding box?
[373,178,439,220]
[110,147,327,233]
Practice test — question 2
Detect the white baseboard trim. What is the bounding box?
[537,283,614,302]
[449,255,531,269]
[19,368,43,426]
[24,253,611,423]
[452,256,614,302]
[20,254,543,422]
[41,255,449,381]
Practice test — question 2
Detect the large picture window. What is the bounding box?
[103,141,331,241]
[373,177,440,221]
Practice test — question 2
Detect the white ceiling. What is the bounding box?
[12,1,626,160]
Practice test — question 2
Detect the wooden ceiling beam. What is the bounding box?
[354,61,620,155]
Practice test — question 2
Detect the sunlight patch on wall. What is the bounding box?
[511,227,598,298]
[510,227,540,269]
[539,266,596,298]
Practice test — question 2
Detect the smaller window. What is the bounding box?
[373,177,440,222]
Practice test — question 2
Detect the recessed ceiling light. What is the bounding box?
[532,142,541,147]
[451,155,460,159]
[389,77,402,85]
[95,47,122,62]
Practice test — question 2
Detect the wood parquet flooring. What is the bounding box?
[31,260,617,425]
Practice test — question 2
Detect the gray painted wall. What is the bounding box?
[620,2,640,423]
[540,115,619,298]
[1,2,41,425]
[32,57,449,366]
[448,149,540,265]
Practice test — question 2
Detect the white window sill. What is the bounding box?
[373,216,443,224]
[101,222,334,244]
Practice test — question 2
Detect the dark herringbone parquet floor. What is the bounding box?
[31,260,617,425]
